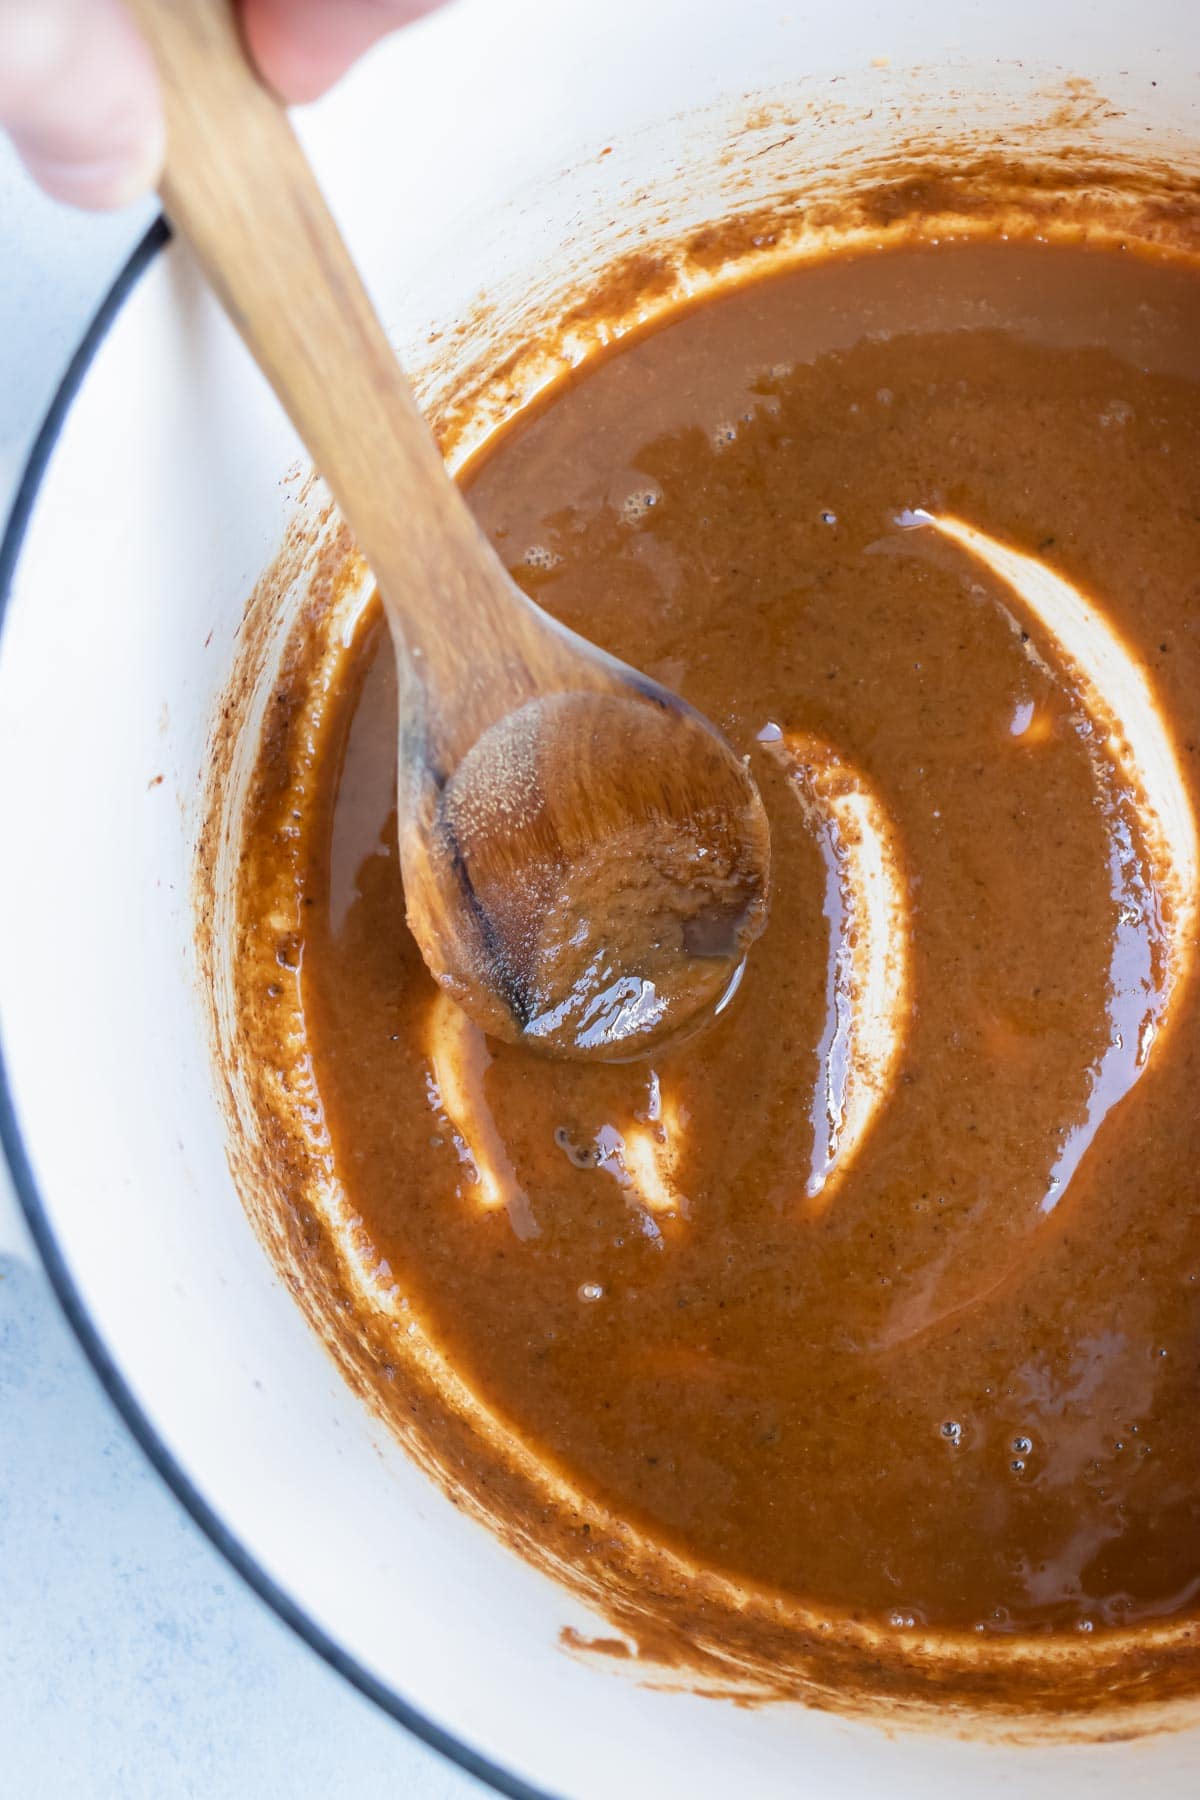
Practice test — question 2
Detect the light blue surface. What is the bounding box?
[0,141,485,1800]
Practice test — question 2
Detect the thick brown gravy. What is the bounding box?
[237,237,1200,1691]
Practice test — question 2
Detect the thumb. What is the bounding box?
[0,0,163,210]
[242,0,442,106]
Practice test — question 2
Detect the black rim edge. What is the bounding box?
[0,216,553,1800]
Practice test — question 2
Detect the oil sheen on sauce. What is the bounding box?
[262,242,1200,1648]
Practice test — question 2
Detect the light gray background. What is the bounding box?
[0,138,487,1800]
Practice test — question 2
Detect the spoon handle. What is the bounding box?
[126,0,520,677]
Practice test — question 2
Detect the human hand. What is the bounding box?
[0,0,441,209]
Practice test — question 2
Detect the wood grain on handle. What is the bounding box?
[125,0,536,701]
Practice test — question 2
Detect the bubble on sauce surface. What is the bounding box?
[620,486,662,522]
[578,1281,605,1303]
[554,1124,600,1170]
[522,543,563,570]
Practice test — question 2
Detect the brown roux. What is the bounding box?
[230,235,1200,1712]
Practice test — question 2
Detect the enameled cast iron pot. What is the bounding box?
[2,1,1198,1792]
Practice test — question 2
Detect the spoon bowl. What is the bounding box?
[404,671,770,1058]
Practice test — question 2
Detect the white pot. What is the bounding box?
[2,1,1198,1793]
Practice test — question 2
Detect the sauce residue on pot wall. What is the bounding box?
[199,153,1200,1734]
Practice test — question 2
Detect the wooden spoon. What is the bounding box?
[128,0,771,1060]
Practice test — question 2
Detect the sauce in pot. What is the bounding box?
[233,236,1200,1691]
